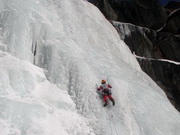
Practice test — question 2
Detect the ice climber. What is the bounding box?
[97,80,115,107]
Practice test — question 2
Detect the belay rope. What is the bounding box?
[108,109,119,135]
[108,110,113,135]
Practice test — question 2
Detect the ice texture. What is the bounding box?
[0,0,179,135]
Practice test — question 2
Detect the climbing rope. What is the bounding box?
[108,109,113,135]
[108,109,119,135]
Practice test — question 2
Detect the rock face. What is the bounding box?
[158,9,180,34]
[89,0,180,111]
[89,0,167,29]
[157,32,180,61]
[137,59,180,111]
[113,22,180,62]
[113,22,161,59]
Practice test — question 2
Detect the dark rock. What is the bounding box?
[158,9,180,34]
[157,32,180,61]
[112,22,162,59]
[165,1,180,10]
[89,0,167,30]
[137,58,180,111]
[113,22,180,61]
[112,21,180,111]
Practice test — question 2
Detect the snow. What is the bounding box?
[0,0,180,135]
[136,55,180,65]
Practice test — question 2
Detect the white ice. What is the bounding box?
[0,0,180,135]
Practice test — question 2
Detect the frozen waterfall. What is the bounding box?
[0,0,180,135]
